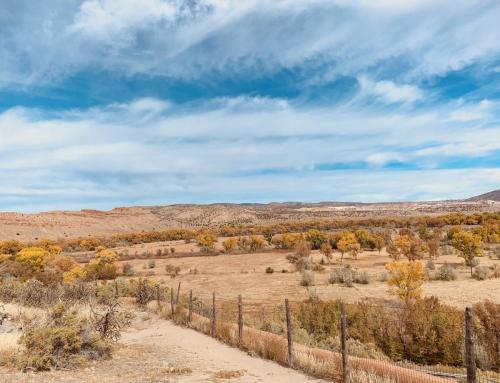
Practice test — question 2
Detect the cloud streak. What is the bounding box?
[1,1,499,210]
[2,0,500,88]
[1,95,499,210]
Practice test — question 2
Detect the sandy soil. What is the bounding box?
[0,314,326,383]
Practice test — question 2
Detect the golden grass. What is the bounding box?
[212,369,245,380]
[125,249,500,309]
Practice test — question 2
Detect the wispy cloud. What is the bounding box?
[1,1,499,210]
[1,95,499,210]
[2,0,500,88]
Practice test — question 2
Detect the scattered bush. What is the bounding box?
[426,260,435,270]
[436,263,457,281]
[300,270,315,287]
[196,232,217,253]
[354,271,370,285]
[265,267,274,274]
[122,263,135,276]
[18,303,113,371]
[472,266,490,280]
[330,267,354,287]
[90,302,133,342]
[135,279,156,306]
[222,238,237,253]
[18,279,48,307]
[329,266,369,286]
[147,259,156,269]
[165,264,181,278]
[489,264,500,278]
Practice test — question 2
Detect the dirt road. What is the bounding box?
[0,315,326,383]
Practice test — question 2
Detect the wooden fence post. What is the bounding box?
[285,298,293,367]
[156,284,160,308]
[188,290,193,322]
[238,295,243,344]
[465,306,477,383]
[340,303,349,383]
[114,280,119,298]
[170,288,175,318]
[211,292,216,337]
[176,282,181,304]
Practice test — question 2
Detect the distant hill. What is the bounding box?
[467,189,500,202]
[0,198,499,241]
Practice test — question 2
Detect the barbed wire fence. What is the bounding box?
[158,282,499,383]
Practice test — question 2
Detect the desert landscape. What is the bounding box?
[3,2,500,382]
[0,192,499,383]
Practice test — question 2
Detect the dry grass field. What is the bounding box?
[113,238,500,309]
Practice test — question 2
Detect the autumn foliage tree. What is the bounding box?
[426,231,442,259]
[373,233,385,254]
[319,242,333,263]
[337,232,360,261]
[305,229,327,250]
[196,232,217,253]
[85,248,119,280]
[394,234,424,261]
[451,231,483,275]
[386,261,426,303]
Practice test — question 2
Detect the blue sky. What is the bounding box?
[1,0,500,212]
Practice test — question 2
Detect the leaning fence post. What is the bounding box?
[340,303,349,383]
[170,288,175,318]
[465,306,477,383]
[188,290,193,322]
[238,295,243,344]
[176,282,181,304]
[211,292,216,337]
[285,298,293,367]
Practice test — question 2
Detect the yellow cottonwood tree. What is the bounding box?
[337,232,360,261]
[451,231,483,276]
[386,261,426,303]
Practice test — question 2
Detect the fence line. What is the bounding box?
[156,287,498,383]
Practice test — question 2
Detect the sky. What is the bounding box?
[1,0,500,212]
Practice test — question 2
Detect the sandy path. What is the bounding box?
[0,316,327,383]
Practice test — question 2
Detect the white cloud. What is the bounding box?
[0,95,498,210]
[1,0,500,87]
[358,76,423,104]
